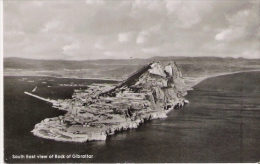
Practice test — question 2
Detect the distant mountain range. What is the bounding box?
[4,57,260,79]
[4,56,259,69]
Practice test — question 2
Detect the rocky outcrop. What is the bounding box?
[100,61,189,111]
[31,61,189,142]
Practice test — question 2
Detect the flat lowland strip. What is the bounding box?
[4,57,260,80]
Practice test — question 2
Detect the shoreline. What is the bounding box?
[31,96,186,143]
[26,61,191,143]
[28,90,186,143]
[3,74,121,82]
[26,69,259,143]
[31,109,173,143]
[186,69,260,88]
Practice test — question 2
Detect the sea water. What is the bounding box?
[4,72,260,163]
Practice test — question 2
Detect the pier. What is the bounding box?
[24,91,57,104]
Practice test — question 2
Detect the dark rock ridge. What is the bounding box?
[31,61,190,142]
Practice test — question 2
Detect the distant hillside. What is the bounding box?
[4,57,260,79]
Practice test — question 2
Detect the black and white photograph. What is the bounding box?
[2,0,260,163]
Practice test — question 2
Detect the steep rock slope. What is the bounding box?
[100,61,189,112]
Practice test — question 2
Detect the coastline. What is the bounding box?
[4,74,121,82]
[186,69,260,88]
[28,62,190,143]
[25,69,260,143]
[30,92,186,142]
[31,109,173,143]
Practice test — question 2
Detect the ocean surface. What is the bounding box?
[4,72,260,163]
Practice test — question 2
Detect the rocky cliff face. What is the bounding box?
[99,61,189,113]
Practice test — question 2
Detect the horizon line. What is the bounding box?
[3,56,260,61]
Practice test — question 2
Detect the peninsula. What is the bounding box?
[28,61,190,142]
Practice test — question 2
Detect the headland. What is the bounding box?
[27,61,190,142]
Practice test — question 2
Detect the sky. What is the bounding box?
[3,0,260,60]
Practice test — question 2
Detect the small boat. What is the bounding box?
[32,86,37,92]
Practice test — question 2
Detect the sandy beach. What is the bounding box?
[185,69,260,88]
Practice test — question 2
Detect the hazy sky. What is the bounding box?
[3,0,260,60]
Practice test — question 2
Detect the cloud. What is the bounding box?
[5,30,24,36]
[142,47,159,54]
[135,25,161,45]
[95,41,104,50]
[3,0,260,60]
[62,42,80,56]
[215,6,259,42]
[242,50,259,59]
[215,27,245,41]
[42,19,61,32]
[86,0,105,5]
[103,51,114,57]
[118,32,133,43]
[165,1,179,14]
[165,1,212,28]
[202,41,226,53]
[136,31,149,45]
[132,0,164,12]
[32,1,44,7]
[227,10,250,26]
